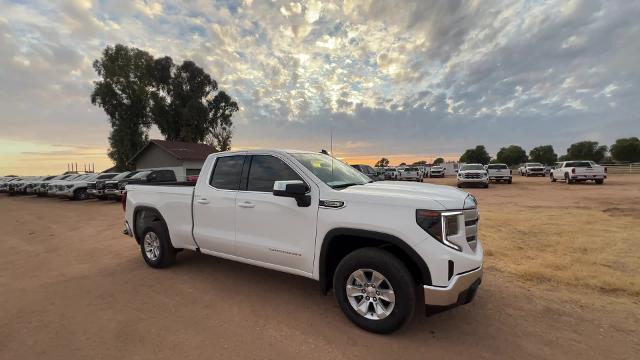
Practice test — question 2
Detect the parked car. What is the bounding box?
[550,161,606,184]
[519,162,545,176]
[2,177,23,194]
[485,164,512,183]
[115,169,177,198]
[87,173,121,199]
[396,167,422,181]
[105,171,143,199]
[41,174,78,196]
[428,166,445,178]
[382,167,398,180]
[8,176,40,196]
[351,164,384,181]
[54,173,100,200]
[26,176,57,195]
[123,149,483,334]
[457,164,489,188]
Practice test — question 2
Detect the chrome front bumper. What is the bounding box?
[423,266,483,306]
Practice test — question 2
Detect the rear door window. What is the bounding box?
[210,156,246,190]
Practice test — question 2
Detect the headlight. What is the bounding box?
[464,194,477,208]
[416,209,462,251]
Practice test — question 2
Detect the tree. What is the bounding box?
[399,162,407,166]
[496,145,528,166]
[610,137,640,163]
[91,44,155,170]
[564,141,608,163]
[412,160,427,165]
[459,145,490,165]
[529,145,558,165]
[433,157,445,165]
[375,158,389,167]
[150,58,238,146]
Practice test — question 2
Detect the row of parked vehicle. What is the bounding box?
[454,160,607,188]
[0,169,185,201]
[351,164,447,182]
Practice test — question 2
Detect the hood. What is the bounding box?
[338,181,470,209]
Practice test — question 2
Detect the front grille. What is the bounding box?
[105,182,116,190]
[464,208,479,251]
[118,182,126,190]
[464,173,482,179]
[530,168,544,172]
[96,181,104,190]
[87,182,96,190]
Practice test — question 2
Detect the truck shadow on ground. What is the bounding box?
[140,248,491,338]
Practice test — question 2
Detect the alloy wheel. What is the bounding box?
[346,269,395,320]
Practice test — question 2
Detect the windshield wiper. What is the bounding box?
[331,182,365,189]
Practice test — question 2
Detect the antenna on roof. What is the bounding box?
[330,124,334,175]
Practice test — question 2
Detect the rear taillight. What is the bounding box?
[571,168,576,174]
[121,191,127,211]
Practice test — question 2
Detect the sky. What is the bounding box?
[0,0,639,175]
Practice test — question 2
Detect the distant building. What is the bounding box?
[128,139,215,179]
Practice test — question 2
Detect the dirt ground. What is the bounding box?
[1,175,639,359]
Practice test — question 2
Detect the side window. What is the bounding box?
[247,155,304,192]
[155,170,176,182]
[210,156,245,190]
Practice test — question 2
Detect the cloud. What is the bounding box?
[1,0,639,174]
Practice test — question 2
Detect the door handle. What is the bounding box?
[196,198,210,204]
[238,201,255,208]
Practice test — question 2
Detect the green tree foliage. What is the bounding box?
[91,45,155,170]
[496,145,528,166]
[564,141,608,163]
[150,57,238,146]
[610,137,640,163]
[399,162,407,166]
[529,145,558,165]
[91,44,238,169]
[375,158,390,167]
[433,157,445,165]
[412,160,427,165]
[459,145,491,165]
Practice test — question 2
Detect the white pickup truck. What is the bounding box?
[123,150,483,333]
[519,163,545,177]
[485,163,512,183]
[550,161,607,184]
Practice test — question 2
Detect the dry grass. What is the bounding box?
[480,206,640,296]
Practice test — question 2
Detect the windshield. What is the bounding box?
[461,164,484,171]
[290,153,371,189]
[130,171,152,179]
[97,173,117,180]
[488,164,508,169]
[527,163,543,167]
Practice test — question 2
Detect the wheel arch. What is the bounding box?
[132,206,170,245]
[318,228,432,294]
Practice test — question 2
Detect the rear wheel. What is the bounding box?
[565,173,573,184]
[507,178,512,184]
[140,224,176,268]
[595,179,604,185]
[333,248,415,334]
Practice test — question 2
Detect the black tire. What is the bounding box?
[73,188,88,201]
[333,248,415,334]
[484,183,489,188]
[550,174,556,182]
[507,178,512,184]
[457,183,463,188]
[140,224,176,268]
[595,179,604,185]
[564,173,573,184]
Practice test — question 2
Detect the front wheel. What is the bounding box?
[565,173,573,184]
[333,248,415,334]
[550,174,556,182]
[73,188,88,201]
